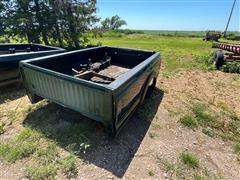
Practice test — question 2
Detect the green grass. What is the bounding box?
[25,142,60,179]
[0,128,42,162]
[0,125,80,179]
[181,152,199,169]
[194,175,205,180]
[25,163,58,180]
[0,99,94,179]
[25,141,76,180]
[234,143,240,155]
[7,110,19,123]
[0,122,6,135]
[179,115,198,129]
[158,158,176,173]
[191,103,240,144]
[191,104,215,126]
[143,30,206,38]
[179,103,216,130]
[222,62,240,74]
[179,102,240,158]
[157,152,220,179]
[202,127,215,138]
[60,155,77,178]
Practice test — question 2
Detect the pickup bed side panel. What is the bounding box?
[113,54,161,131]
[21,66,113,125]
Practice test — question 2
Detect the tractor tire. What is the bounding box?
[213,50,225,69]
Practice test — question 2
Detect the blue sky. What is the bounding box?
[96,0,240,31]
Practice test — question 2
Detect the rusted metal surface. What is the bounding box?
[225,53,240,61]
[212,42,240,69]
[99,64,130,78]
[73,64,129,84]
[73,53,130,84]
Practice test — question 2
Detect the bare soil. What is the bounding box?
[0,70,240,179]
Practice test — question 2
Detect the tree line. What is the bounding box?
[0,0,127,48]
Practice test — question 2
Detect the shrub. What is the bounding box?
[191,104,214,126]
[222,62,240,74]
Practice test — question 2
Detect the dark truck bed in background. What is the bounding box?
[0,43,65,87]
[20,46,161,135]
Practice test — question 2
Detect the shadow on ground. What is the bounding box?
[0,83,25,104]
[23,88,164,178]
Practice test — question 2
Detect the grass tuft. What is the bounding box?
[179,103,216,130]
[194,175,205,180]
[179,115,198,129]
[35,142,58,164]
[234,143,240,157]
[25,163,58,180]
[191,104,214,126]
[60,154,77,178]
[160,159,176,173]
[181,151,199,169]
[148,170,155,176]
[0,122,6,134]
[149,131,157,138]
[202,127,215,137]
[7,110,19,123]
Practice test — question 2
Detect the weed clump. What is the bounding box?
[179,103,215,129]
[179,115,198,129]
[202,127,215,137]
[191,104,214,126]
[0,122,6,134]
[181,151,199,169]
[222,62,240,74]
[148,170,155,176]
[194,175,205,180]
[60,155,77,178]
[234,143,240,160]
[25,163,58,180]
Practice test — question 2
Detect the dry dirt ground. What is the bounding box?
[0,70,240,179]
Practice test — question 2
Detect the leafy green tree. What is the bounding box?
[1,0,98,48]
[101,15,127,31]
[4,0,41,43]
[60,0,99,48]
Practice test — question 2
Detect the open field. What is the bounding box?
[0,34,240,179]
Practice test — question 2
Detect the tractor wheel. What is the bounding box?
[213,50,224,69]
